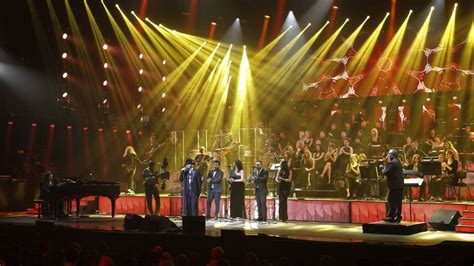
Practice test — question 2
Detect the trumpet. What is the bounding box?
[249,169,258,183]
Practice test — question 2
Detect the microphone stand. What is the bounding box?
[222,166,231,222]
[271,169,279,223]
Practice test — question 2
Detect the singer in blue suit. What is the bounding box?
[179,159,202,216]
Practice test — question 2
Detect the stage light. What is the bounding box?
[62,92,68,98]
[161,92,166,98]
[402,99,407,103]
[32,123,37,127]
[332,5,338,9]
[162,76,167,81]
[131,11,135,15]
[102,44,108,50]
[139,69,144,75]
[427,98,431,102]
[264,15,270,19]
[453,96,458,100]
[126,130,131,134]
[83,127,88,131]
[62,33,68,40]
[62,53,68,59]
[139,53,144,59]
[138,86,143,92]
[431,6,435,11]
[62,72,68,79]
[50,124,55,128]
[103,80,108,86]
[98,128,104,132]
[7,121,14,126]
[115,4,119,8]
[161,107,166,112]
[137,104,142,109]
[211,22,217,25]
[102,98,108,104]
[162,60,166,65]
[103,63,109,69]
[67,125,72,130]
[112,128,118,133]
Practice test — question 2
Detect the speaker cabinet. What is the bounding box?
[429,209,461,231]
[124,214,145,231]
[182,216,205,234]
[143,215,179,232]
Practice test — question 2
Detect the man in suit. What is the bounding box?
[252,160,269,222]
[206,160,224,219]
[179,159,202,216]
[381,149,404,223]
[143,160,160,215]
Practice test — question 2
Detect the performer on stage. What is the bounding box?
[276,160,292,222]
[179,159,202,216]
[195,146,211,194]
[121,146,145,195]
[228,160,245,219]
[143,161,160,215]
[380,149,404,223]
[251,160,269,222]
[206,160,224,219]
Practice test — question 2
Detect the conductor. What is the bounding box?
[380,149,404,223]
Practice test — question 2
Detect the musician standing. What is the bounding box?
[228,160,245,219]
[206,160,224,219]
[143,161,160,215]
[380,149,404,223]
[122,146,145,195]
[179,159,202,216]
[195,146,211,194]
[252,160,269,222]
[276,160,292,222]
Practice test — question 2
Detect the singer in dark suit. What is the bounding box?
[252,160,269,222]
[381,149,404,223]
[179,159,202,216]
[206,160,224,219]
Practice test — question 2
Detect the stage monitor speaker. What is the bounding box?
[429,209,461,231]
[144,215,179,232]
[182,216,205,234]
[124,214,145,231]
[221,229,245,238]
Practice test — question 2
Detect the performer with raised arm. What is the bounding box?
[250,160,269,222]
[179,159,202,216]
[121,146,145,195]
[276,160,292,222]
[380,149,404,223]
[206,160,224,219]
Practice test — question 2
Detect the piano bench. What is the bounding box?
[33,199,44,219]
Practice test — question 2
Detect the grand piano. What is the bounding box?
[47,178,120,218]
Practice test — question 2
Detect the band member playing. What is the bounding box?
[251,160,269,222]
[179,159,202,216]
[145,134,165,161]
[381,149,404,223]
[276,160,292,222]
[206,160,224,219]
[143,161,160,215]
[195,146,211,193]
[121,146,145,194]
[228,160,245,219]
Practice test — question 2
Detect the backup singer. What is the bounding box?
[121,146,145,195]
[228,160,245,219]
[206,160,224,219]
[179,159,202,216]
[143,161,160,215]
[276,160,292,222]
[381,149,404,223]
[251,160,269,222]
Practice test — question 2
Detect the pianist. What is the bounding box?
[380,149,404,223]
[40,171,64,217]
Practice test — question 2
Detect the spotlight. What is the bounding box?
[426,98,431,102]
[161,107,166,113]
[83,127,88,131]
[138,131,143,135]
[332,5,338,9]
[103,80,108,86]
[162,76,167,82]
[62,53,68,59]
[431,6,435,11]
[161,92,166,98]
[139,69,144,75]
[102,98,108,104]
[138,86,143,92]
[62,33,68,40]
[139,53,144,59]
[7,121,14,126]
[32,123,37,127]
[112,128,118,133]
[50,124,55,128]
[137,104,142,109]
[378,100,383,104]
[264,15,270,19]
[104,63,109,69]
[126,130,131,134]
[102,44,108,50]
[453,96,458,100]
[62,72,68,79]
[131,11,135,15]
[211,22,217,25]
[402,99,407,103]
[98,128,104,132]
[67,125,72,130]
[162,60,166,65]
[62,92,68,98]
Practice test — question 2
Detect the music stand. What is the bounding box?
[360,162,381,198]
[404,176,424,222]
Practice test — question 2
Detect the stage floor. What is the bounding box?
[1,213,473,246]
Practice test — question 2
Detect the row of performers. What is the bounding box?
[143,158,292,222]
